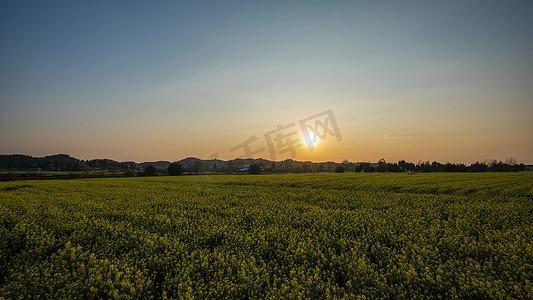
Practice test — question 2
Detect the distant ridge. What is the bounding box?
[0,154,529,172]
[0,154,340,171]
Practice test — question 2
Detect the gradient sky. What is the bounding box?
[1,1,532,163]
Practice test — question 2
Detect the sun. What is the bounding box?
[305,130,320,148]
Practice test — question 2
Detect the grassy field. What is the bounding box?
[1,173,532,299]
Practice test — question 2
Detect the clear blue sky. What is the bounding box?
[1,1,532,163]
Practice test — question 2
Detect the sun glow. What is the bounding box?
[307,131,320,148]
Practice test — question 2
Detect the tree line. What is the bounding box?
[0,154,528,177]
[162,159,527,176]
[0,154,135,172]
[333,159,527,173]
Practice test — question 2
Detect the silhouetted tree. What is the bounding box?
[431,161,443,172]
[334,165,345,173]
[248,163,261,174]
[398,160,416,172]
[386,162,401,172]
[359,162,375,172]
[469,162,488,172]
[167,162,184,176]
[377,158,387,172]
[417,161,432,173]
[341,160,353,172]
[145,165,157,176]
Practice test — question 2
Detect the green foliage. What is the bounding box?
[1,173,532,298]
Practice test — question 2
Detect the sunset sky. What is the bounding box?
[1,1,532,163]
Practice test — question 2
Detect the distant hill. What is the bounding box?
[0,154,345,172]
[0,154,80,171]
[0,154,529,173]
[139,161,172,170]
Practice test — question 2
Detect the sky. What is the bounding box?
[1,1,532,164]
